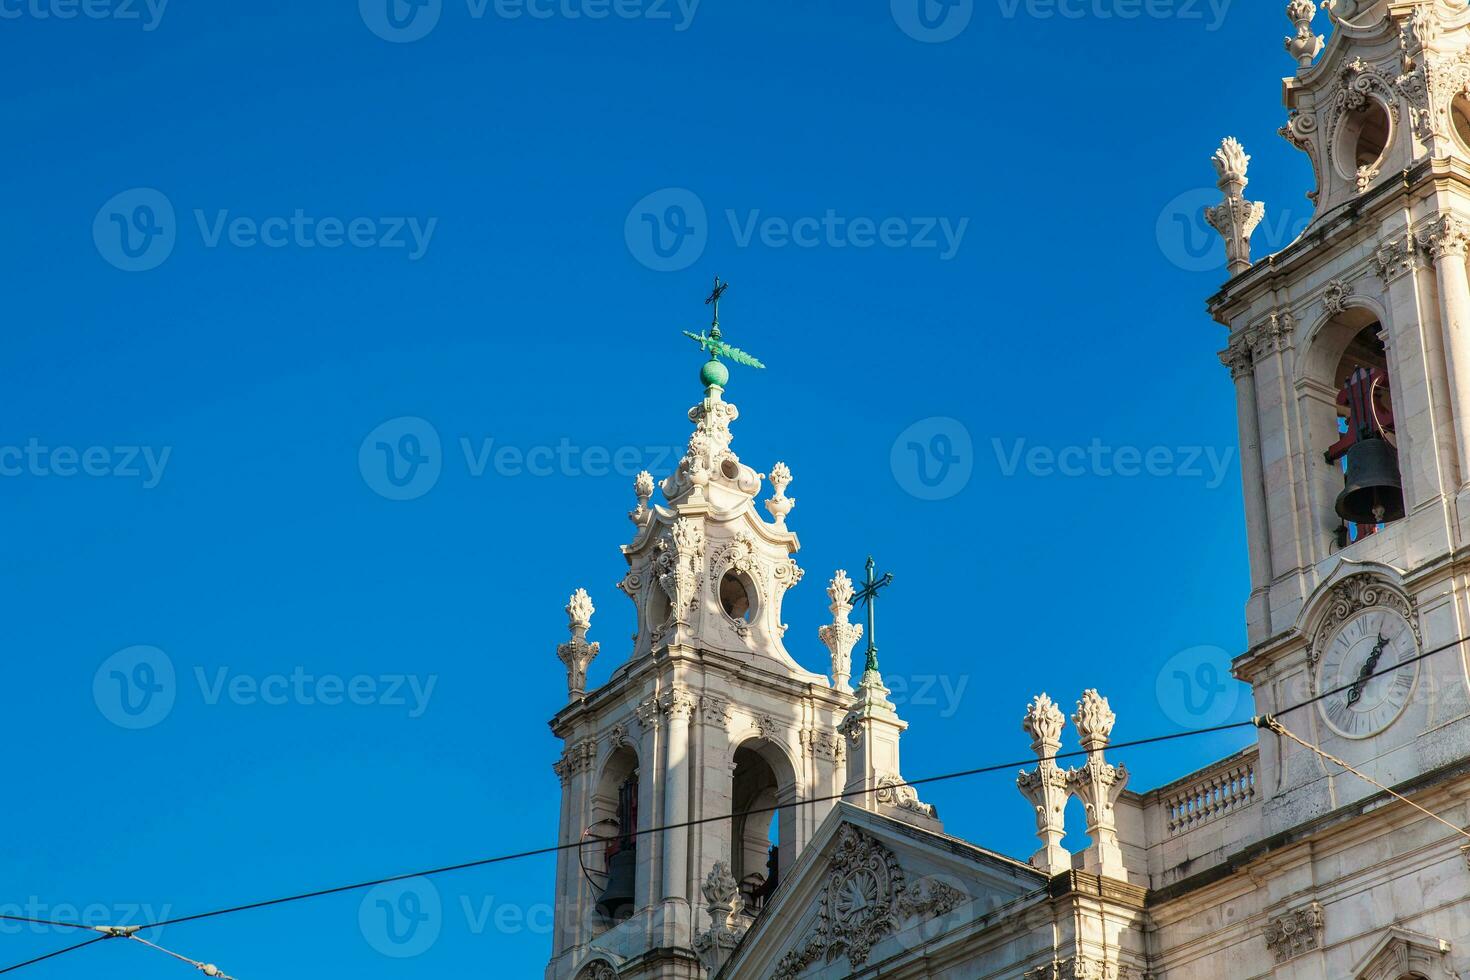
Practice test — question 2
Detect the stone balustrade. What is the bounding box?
[1160,750,1258,836]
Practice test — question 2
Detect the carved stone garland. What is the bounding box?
[770,825,965,979]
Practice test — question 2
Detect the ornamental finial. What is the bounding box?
[683,278,766,390]
[819,569,864,694]
[630,470,655,524]
[764,462,795,526]
[1072,689,1117,753]
[1205,137,1266,276]
[557,588,600,700]
[1284,0,1323,69]
[1022,694,1066,757]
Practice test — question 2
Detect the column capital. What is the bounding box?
[1417,213,1470,259]
[1219,337,1254,380]
[1375,234,1425,282]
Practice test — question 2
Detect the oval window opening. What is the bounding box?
[1453,95,1470,151]
[1354,103,1390,168]
[719,570,754,622]
[1336,100,1391,188]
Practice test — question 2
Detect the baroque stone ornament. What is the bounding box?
[557,588,600,699]
[653,518,706,639]
[1375,233,1421,282]
[764,461,795,526]
[574,959,619,980]
[818,570,864,694]
[1322,278,1354,315]
[1017,694,1071,875]
[693,861,746,975]
[1264,902,1325,962]
[770,825,964,979]
[876,773,938,819]
[1023,957,1137,980]
[1285,0,1323,69]
[553,737,598,785]
[1418,213,1470,259]
[1066,691,1129,880]
[628,470,654,525]
[1308,573,1421,669]
[1206,137,1267,276]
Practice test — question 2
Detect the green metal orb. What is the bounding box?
[700,358,730,389]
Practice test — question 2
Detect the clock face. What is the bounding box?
[1317,609,1418,739]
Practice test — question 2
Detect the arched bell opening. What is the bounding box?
[586,746,640,930]
[730,739,796,916]
[1312,316,1402,546]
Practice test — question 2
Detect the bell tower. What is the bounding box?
[1208,0,1470,832]
[544,282,936,980]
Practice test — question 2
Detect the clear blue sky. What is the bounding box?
[2,1,1310,975]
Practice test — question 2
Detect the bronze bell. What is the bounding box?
[1334,437,1404,525]
[596,848,636,920]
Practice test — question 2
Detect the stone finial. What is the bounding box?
[693,861,746,975]
[629,470,654,524]
[1022,693,1066,757]
[557,588,600,699]
[1205,138,1266,276]
[818,570,864,694]
[764,461,796,526]
[1284,0,1323,69]
[1072,689,1116,753]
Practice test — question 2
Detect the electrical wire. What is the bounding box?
[7,630,1466,942]
[0,935,110,975]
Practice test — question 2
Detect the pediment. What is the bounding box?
[1352,927,1458,980]
[720,804,1047,979]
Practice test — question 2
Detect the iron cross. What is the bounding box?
[851,556,894,675]
[704,275,730,335]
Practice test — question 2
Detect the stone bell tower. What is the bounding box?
[544,282,936,980]
[1207,0,1470,833]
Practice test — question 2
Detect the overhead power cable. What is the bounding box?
[3,631,1465,946]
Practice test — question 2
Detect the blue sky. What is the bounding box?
[1,0,1313,975]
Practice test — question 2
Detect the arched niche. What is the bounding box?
[588,745,640,929]
[729,737,798,915]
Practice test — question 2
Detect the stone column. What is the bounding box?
[635,697,662,911]
[1016,694,1071,877]
[1066,690,1130,882]
[1222,335,1273,636]
[1419,214,1470,485]
[661,690,697,902]
[691,694,733,932]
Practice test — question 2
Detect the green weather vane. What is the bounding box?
[684,276,765,389]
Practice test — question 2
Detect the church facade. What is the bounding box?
[545,3,1470,976]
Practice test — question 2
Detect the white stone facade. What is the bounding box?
[546,4,1470,976]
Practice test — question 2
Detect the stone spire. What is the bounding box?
[1205,137,1266,276]
[556,588,599,699]
[818,570,863,694]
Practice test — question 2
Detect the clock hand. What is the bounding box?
[1347,633,1390,706]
